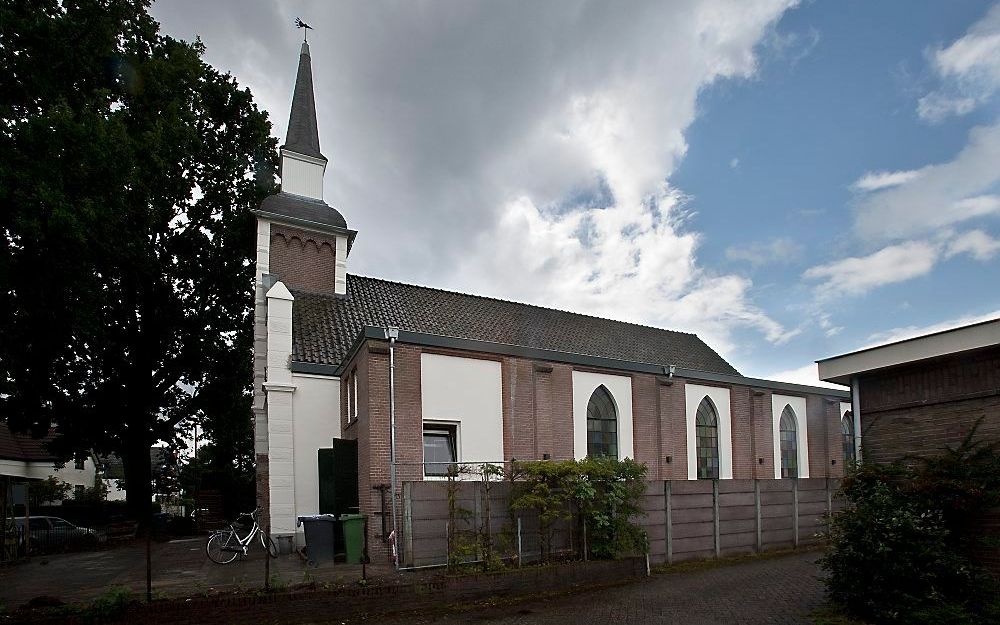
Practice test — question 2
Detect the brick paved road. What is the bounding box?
[380,551,824,625]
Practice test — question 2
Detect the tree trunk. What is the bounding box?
[122,444,154,525]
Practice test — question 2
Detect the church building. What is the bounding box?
[252,41,851,559]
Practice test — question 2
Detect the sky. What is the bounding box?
[152,0,1000,387]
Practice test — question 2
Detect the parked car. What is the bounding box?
[13,516,105,552]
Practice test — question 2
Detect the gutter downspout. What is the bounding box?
[851,376,862,462]
[385,327,400,570]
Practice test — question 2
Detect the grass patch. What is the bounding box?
[811,603,870,625]
[652,546,822,575]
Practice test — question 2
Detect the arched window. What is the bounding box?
[779,405,798,478]
[842,411,856,463]
[695,397,720,479]
[586,385,618,458]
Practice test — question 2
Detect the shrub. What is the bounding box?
[574,456,648,559]
[821,423,1000,624]
[508,457,647,562]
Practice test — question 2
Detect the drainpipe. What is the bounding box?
[385,327,400,570]
[850,376,862,462]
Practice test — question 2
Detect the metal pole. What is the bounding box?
[517,517,522,567]
[146,513,152,602]
[386,327,400,570]
[363,516,369,581]
[264,524,271,591]
[851,376,862,462]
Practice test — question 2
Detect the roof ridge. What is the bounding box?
[325,273,700,338]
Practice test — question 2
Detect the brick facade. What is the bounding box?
[341,339,848,564]
[857,346,1000,577]
[268,225,339,295]
[859,346,1000,464]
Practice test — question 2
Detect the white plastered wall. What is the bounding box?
[264,281,297,535]
[772,394,810,479]
[420,354,504,470]
[684,384,733,480]
[280,150,326,200]
[290,372,341,523]
[571,371,634,460]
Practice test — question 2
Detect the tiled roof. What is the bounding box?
[0,423,58,463]
[282,42,325,160]
[291,275,740,375]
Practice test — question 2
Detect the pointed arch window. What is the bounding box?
[779,405,799,478]
[586,385,618,458]
[842,411,856,464]
[695,397,720,479]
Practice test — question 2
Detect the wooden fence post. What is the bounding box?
[712,479,720,559]
[664,480,673,565]
[792,479,800,549]
[754,479,762,553]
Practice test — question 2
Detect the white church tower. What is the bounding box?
[252,38,355,541]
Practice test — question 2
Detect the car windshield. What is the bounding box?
[50,519,73,529]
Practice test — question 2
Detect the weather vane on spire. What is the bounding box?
[295,17,313,42]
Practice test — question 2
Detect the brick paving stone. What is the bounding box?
[380,551,825,625]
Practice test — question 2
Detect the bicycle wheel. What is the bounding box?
[206,531,240,564]
[260,531,278,558]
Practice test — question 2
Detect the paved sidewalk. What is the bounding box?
[380,551,826,625]
[0,537,395,607]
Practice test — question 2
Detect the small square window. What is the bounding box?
[423,423,458,477]
[74,455,85,470]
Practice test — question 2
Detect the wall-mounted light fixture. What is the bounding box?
[758,457,764,465]
[665,455,672,464]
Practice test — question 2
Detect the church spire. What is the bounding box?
[282,41,325,162]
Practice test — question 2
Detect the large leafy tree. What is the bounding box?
[0,0,276,518]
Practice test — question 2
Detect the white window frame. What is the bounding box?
[771,394,810,479]
[685,384,733,480]
[422,420,461,480]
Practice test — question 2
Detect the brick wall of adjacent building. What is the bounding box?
[857,346,1000,577]
[859,347,1000,464]
[343,340,849,565]
[268,225,339,295]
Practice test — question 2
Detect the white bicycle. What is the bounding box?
[205,507,278,564]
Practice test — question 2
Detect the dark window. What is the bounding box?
[74,485,85,499]
[423,423,457,477]
[779,405,798,478]
[586,385,618,458]
[74,455,85,470]
[842,412,856,463]
[695,397,720,479]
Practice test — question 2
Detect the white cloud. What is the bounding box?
[854,123,1000,241]
[730,157,740,168]
[803,240,939,297]
[152,0,803,359]
[945,229,1000,261]
[851,168,922,192]
[764,363,846,389]
[725,237,802,267]
[803,229,999,298]
[918,3,1000,121]
[864,309,1000,347]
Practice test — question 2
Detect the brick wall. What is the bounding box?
[344,340,848,564]
[268,225,338,295]
[858,347,1000,577]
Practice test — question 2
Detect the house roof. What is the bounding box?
[818,317,1000,385]
[290,274,740,375]
[0,423,58,463]
[282,41,325,160]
